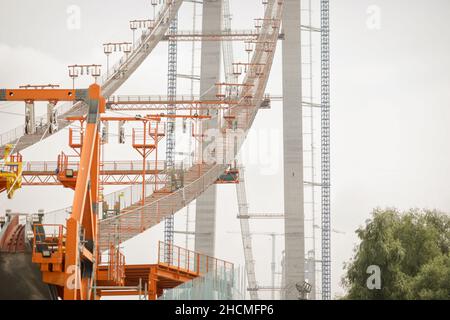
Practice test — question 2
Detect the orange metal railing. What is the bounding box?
[98,244,126,285]
[31,224,66,264]
[132,123,164,148]
[57,152,80,174]
[157,241,234,277]
[9,154,23,166]
[24,159,168,174]
[69,128,83,150]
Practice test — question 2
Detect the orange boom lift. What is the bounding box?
[1,84,105,299]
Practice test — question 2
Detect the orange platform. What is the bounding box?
[97,263,199,299]
[95,242,233,300]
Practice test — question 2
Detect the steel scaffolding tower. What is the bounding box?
[301,0,318,300]
[320,0,331,300]
[164,9,178,253]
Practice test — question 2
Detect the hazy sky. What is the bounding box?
[1,0,450,299]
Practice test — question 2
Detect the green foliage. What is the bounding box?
[343,208,450,300]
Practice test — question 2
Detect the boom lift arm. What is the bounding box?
[1,84,105,300]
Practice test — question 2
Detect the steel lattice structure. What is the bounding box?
[321,0,331,300]
[164,7,179,257]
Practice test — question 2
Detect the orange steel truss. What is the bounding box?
[0,159,171,187]
[106,95,240,113]
[164,30,261,42]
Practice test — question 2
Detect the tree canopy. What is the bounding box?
[343,208,450,300]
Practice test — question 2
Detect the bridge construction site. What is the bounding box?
[0,0,331,300]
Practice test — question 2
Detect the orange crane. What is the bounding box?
[1,83,105,299]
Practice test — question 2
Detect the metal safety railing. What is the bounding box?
[0,101,75,148]
[68,128,83,149]
[57,152,80,175]
[165,29,260,41]
[98,244,126,284]
[22,161,59,172]
[31,224,65,264]
[98,163,227,250]
[100,0,179,85]
[132,129,157,148]
[21,160,169,173]
[0,126,25,147]
[108,95,202,104]
[158,241,234,277]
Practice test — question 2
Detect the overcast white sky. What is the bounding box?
[1,0,450,299]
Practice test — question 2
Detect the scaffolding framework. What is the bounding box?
[164,8,179,252]
[301,0,319,300]
[321,0,331,300]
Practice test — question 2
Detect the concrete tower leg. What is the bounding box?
[307,250,316,299]
[195,0,223,256]
[25,102,36,135]
[282,0,305,300]
[47,102,57,134]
